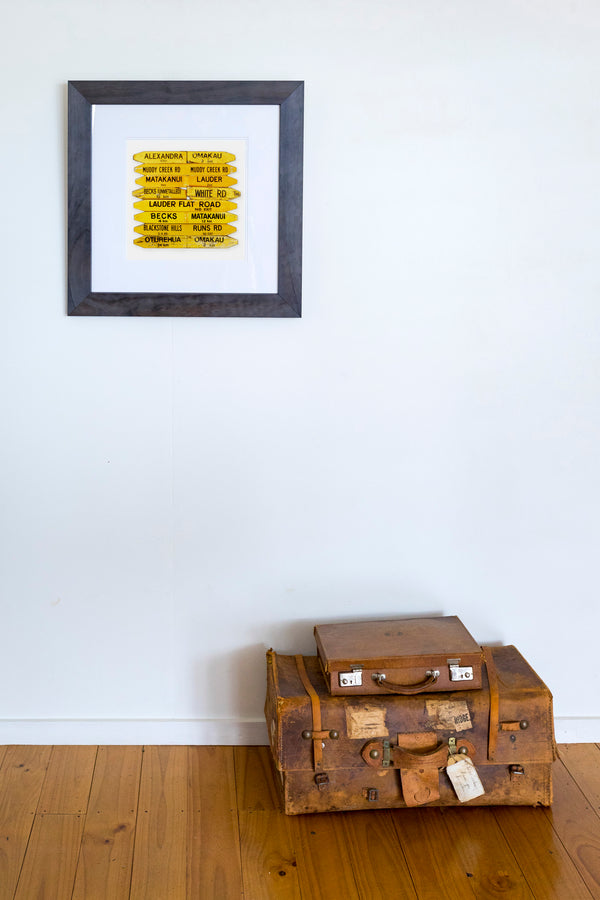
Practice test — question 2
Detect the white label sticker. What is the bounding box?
[425,699,472,732]
[346,705,389,739]
[446,757,485,802]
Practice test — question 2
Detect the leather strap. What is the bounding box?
[483,646,499,761]
[401,767,441,807]
[295,655,324,773]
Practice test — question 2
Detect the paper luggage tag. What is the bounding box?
[446,756,485,802]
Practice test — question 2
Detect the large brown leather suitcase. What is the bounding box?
[315,615,483,694]
[265,645,555,815]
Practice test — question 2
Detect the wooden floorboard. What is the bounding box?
[235,747,300,898]
[129,746,188,899]
[234,745,282,813]
[391,806,480,899]
[0,746,52,900]
[187,746,243,898]
[493,805,595,899]
[542,757,600,897]
[342,809,418,899]
[559,744,600,816]
[0,743,599,899]
[238,809,300,899]
[37,745,97,814]
[71,746,142,900]
[13,813,84,899]
[439,806,534,897]
[289,811,361,899]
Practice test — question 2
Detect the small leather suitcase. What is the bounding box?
[265,645,555,815]
[315,615,483,695]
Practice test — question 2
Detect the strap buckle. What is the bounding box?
[314,773,329,790]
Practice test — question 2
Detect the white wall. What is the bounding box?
[1,0,599,743]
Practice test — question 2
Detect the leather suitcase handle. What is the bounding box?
[372,670,439,695]
[393,742,448,768]
[362,737,476,770]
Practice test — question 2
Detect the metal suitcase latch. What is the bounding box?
[338,665,363,687]
[448,658,474,682]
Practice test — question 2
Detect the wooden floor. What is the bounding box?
[0,744,599,898]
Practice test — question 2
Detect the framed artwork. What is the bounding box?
[68,80,304,317]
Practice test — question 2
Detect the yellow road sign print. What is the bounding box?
[134,164,236,176]
[186,187,241,200]
[135,219,237,236]
[132,150,240,249]
[134,235,238,249]
[134,209,237,223]
[133,150,236,163]
[135,174,238,188]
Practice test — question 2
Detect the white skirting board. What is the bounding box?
[0,718,270,745]
[0,717,597,745]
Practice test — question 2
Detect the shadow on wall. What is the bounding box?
[192,608,468,722]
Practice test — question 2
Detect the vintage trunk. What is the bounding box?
[265,645,555,815]
[315,615,484,695]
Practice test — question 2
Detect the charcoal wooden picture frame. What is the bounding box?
[68,80,304,317]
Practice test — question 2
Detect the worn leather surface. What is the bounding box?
[314,617,484,694]
[265,645,555,814]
